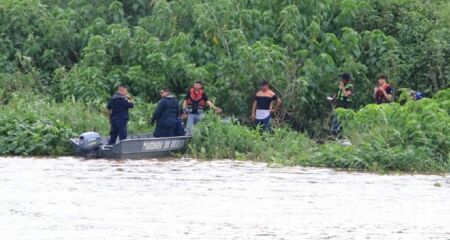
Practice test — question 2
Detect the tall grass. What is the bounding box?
[0,93,154,156]
[334,89,450,172]
[188,88,450,173]
[188,114,316,164]
[1,89,449,173]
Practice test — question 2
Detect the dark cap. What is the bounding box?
[340,73,351,81]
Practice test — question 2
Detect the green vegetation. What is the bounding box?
[0,0,449,172]
[190,89,450,172]
[0,93,154,156]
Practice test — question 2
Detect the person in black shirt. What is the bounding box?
[151,88,185,137]
[251,80,282,133]
[107,85,134,145]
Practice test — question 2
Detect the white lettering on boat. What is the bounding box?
[141,139,185,152]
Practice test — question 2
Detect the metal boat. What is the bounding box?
[70,132,191,159]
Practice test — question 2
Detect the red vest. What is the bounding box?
[375,83,391,103]
[186,88,206,109]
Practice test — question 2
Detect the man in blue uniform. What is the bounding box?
[151,88,185,137]
[107,85,134,145]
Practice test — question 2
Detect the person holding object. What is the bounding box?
[182,81,222,131]
[328,73,353,136]
[373,74,394,104]
[251,80,282,133]
[107,85,134,145]
[334,73,353,109]
[151,88,185,138]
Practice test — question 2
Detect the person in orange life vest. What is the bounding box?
[251,80,282,133]
[373,74,394,104]
[182,81,222,130]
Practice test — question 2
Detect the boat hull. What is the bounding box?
[70,133,191,159]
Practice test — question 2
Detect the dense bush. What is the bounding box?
[189,89,449,173]
[0,93,154,156]
[0,0,449,172]
[320,89,450,172]
[1,0,449,136]
[188,114,316,163]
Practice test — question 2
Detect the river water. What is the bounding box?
[0,157,449,240]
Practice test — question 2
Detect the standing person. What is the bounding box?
[182,81,222,131]
[329,73,353,136]
[107,85,134,145]
[373,74,394,104]
[251,80,282,133]
[151,88,185,137]
[334,73,353,109]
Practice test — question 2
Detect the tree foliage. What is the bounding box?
[0,0,449,136]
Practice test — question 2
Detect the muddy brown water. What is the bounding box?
[0,157,449,240]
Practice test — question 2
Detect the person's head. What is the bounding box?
[340,73,351,83]
[160,87,170,97]
[117,85,128,96]
[193,81,203,91]
[259,80,270,91]
[377,74,388,86]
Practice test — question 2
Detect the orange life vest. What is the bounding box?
[186,88,206,111]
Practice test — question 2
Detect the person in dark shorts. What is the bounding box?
[251,80,282,133]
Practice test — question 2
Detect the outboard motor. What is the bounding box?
[78,132,102,156]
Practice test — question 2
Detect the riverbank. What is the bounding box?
[1,89,448,173]
[189,88,450,173]
[1,0,449,174]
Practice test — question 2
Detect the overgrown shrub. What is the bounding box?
[1,0,448,135]
[188,113,316,164]
[334,88,450,172]
[188,91,450,173]
[0,93,154,156]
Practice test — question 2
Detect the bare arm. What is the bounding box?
[273,98,282,112]
[380,87,393,102]
[343,89,352,97]
[182,99,187,109]
[339,83,352,97]
[207,100,222,113]
[251,100,257,121]
[373,87,378,101]
[383,92,394,102]
[206,100,216,109]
